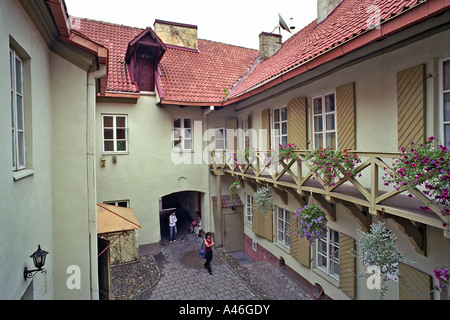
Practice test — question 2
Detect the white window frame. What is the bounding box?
[102,115,128,153]
[245,193,253,224]
[273,106,288,148]
[276,206,290,248]
[104,200,130,208]
[315,228,340,280]
[214,127,227,151]
[312,93,337,150]
[172,117,192,150]
[440,57,450,147]
[10,48,25,171]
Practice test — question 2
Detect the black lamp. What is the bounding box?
[24,245,49,280]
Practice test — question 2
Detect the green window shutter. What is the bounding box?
[287,97,308,150]
[397,64,426,150]
[226,118,238,152]
[252,199,273,242]
[339,232,356,299]
[399,263,432,300]
[262,109,271,151]
[336,83,356,150]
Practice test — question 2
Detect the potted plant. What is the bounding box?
[304,149,361,187]
[294,204,328,246]
[278,143,299,164]
[383,137,450,223]
[254,186,273,217]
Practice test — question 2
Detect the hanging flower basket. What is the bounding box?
[294,204,328,246]
[254,186,273,217]
[351,220,414,299]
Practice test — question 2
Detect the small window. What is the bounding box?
[10,48,26,170]
[273,107,287,148]
[442,58,450,146]
[313,93,336,149]
[276,206,290,248]
[104,200,130,208]
[103,115,128,153]
[316,229,340,279]
[245,193,253,224]
[173,118,192,150]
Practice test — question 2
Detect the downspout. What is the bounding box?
[86,63,107,300]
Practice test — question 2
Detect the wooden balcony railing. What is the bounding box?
[210,149,450,247]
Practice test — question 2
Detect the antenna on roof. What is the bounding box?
[272,13,295,34]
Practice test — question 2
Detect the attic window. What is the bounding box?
[125,28,167,93]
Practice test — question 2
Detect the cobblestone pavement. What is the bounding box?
[111,233,314,300]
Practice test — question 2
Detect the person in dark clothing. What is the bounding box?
[203,232,215,275]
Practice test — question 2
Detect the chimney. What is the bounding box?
[317,0,343,23]
[259,32,282,61]
[153,20,198,50]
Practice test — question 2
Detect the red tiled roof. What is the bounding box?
[70,17,143,93]
[227,0,441,99]
[70,17,258,103]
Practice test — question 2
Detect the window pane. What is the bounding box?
[314,116,323,132]
[281,122,287,135]
[274,109,280,122]
[215,129,224,140]
[326,132,336,149]
[18,131,25,167]
[173,118,181,128]
[444,60,450,91]
[184,139,192,150]
[116,116,126,128]
[325,93,335,112]
[12,130,16,168]
[104,141,114,151]
[281,107,287,121]
[116,140,126,151]
[444,92,450,122]
[445,124,450,147]
[313,98,322,115]
[326,114,335,130]
[16,95,23,130]
[103,116,113,127]
[15,58,22,94]
[104,129,114,139]
[281,136,288,148]
[184,118,191,128]
[116,129,126,140]
[315,133,323,149]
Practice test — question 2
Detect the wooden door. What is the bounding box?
[224,210,244,252]
[98,237,111,300]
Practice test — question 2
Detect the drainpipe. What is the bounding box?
[202,107,216,235]
[86,64,107,300]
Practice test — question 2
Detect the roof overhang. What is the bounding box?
[224,0,450,105]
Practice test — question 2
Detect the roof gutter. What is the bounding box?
[45,0,108,94]
[223,0,450,105]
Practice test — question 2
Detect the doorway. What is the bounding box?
[159,191,202,243]
[224,208,244,252]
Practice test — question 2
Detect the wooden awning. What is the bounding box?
[97,203,141,234]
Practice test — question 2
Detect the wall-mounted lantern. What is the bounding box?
[24,245,49,280]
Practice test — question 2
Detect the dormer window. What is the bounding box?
[125,28,166,93]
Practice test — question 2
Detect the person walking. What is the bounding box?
[203,232,215,275]
[169,212,177,243]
